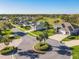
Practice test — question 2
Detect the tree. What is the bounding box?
[44,21,50,30]
[43,31,48,43]
[36,35,42,43]
[36,32,48,43]
[54,20,60,24]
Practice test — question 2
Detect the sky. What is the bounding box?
[0,0,79,14]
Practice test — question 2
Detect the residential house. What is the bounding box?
[34,22,47,30]
[71,28,79,35]
[53,21,75,35]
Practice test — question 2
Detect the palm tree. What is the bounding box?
[36,32,48,43]
[36,35,42,43]
[43,31,48,43]
[44,21,50,30]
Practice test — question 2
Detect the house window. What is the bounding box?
[68,26,73,31]
[57,27,61,33]
[62,24,65,28]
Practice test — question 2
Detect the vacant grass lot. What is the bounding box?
[71,46,79,59]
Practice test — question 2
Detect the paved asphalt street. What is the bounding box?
[15,36,71,59]
[12,28,71,59]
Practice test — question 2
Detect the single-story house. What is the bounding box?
[30,21,47,31]
[53,22,75,35]
[35,22,47,30]
[71,28,79,35]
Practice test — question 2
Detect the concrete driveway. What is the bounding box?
[64,40,79,47]
[49,34,69,41]
[0,28,71,59]
[15,35,71,59]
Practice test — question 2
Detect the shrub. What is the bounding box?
[68,36,75,39]
[20,26,31,30]
[9,35,20,39]
[25,26,31,30]
[1,29,12,35]
[34,43,50,51]
[0,46,17,55]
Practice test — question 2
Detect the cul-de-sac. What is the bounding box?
[0,14,79,59]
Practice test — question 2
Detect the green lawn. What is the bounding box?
[1,29,12,35]
[10,23,27,31]
[30,29,55,37]
[62,35,79,41]
[71,46,79,59]
[20,26,31,30]
[0,29,20,43]
[38,17,63,25]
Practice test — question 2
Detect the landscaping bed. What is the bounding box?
[0,46,17,55]
[33,42,51,54]
[62,35,79,41]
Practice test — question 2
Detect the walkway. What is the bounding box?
[49,34,69,41]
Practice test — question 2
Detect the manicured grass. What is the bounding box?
[71,46,79,59]
[34,42,51,54]
[0,29,20,43]
[11,23,26,31]
[1,29,12,35]
[34,42,50,51]
[0,35,20,43]
[30,29,55,37]
[28,32,37,37]
[38,17,63,25]
[62,35,79,41]
[20,26,31,30]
